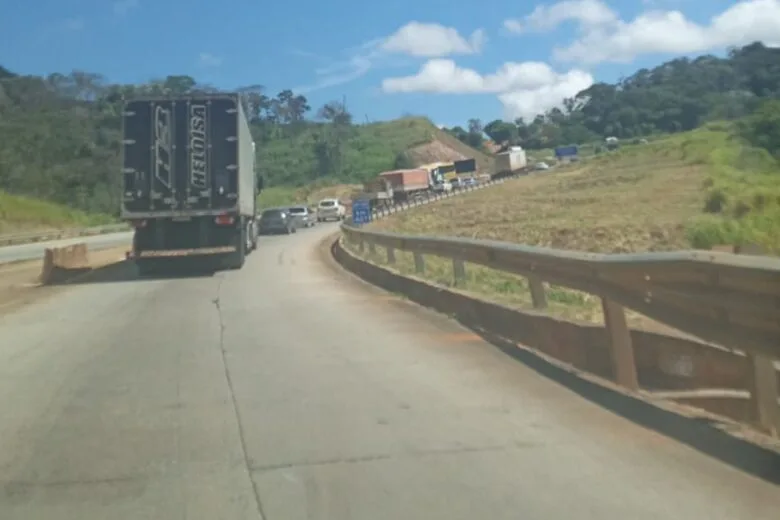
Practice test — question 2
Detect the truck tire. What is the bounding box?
[245,220,256,254]
[250,220,258,250]
[226,224,246,270]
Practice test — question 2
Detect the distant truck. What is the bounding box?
[120,93,263,275]
[379,168,435,202]
[492,146,527,180]
[355,167,440,210]
[454,158,476,175]
[554,145,578,160]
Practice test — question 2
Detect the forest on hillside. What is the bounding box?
[446,42,780,152]
[0,68,383,215]
[1,41,779,218]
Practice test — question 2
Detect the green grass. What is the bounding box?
[681,125,780,252]
[586,123,780,252]
[0,191,115,234]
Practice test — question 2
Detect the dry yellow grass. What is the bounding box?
[358,145,711,329]
[371,158,707,253]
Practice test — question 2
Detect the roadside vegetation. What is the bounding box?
[0,191,114,235]
[361,114,780,328]
[0,65,489,231]
[357,42,780,328]
[1,41,777,237]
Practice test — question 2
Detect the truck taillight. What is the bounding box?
[131,219,147,228]
[215,214,234,225]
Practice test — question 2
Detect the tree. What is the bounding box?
[445,41,780,151]
[318,101,352,126]
[483,119,517,145]
[738,99,780,157]
[465,118,484,148]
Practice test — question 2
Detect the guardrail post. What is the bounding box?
[734,243,780,436]
[386,247,396,264]
[413,252,425,274]
[452,258,466,286]
[367,241,376,255]
[357,237,365,253]
[601,298,639,390]
[747,354,780,436]
[527,275,547,309]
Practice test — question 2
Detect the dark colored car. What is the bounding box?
[258,208,298,235]
[287,205,316,228]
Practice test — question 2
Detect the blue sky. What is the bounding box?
[1,0,777,127]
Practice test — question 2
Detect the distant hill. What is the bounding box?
[258,116,494,187]
[0,68,490,218]
[445,41,780,152]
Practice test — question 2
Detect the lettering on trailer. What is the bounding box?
[153,106,173,189]
[189,104,208,190]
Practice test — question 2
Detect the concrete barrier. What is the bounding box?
[332,236,780,435]
[40,243,90,284]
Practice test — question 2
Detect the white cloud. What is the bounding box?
[505,0,780,64]
[382,59,593,120]
[505,0,618,34]
[198,53,222,67]
[503,19,524,34]
[381,22,486,57]
[113,0,138,16]
[293,21,486,94]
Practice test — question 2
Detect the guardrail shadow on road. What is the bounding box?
[474,326,780,485]
[331,238,780,484]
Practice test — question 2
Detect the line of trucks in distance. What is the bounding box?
[352,147,529,211]
[118,92,530,275]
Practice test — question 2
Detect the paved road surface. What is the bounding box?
[0,223,778,519]
[0,231,135,264]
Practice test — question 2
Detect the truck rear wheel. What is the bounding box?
[245,220,256,254]
[226,225,246,270]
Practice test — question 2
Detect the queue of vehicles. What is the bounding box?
[353,150,533,211]
[117,89,537,274]
[257,199,346,235]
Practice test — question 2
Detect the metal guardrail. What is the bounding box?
[339,180,780,435]
[0,224,131,247]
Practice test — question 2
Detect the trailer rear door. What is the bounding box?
[122,96,239,215]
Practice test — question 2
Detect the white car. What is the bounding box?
[317,198,346,222]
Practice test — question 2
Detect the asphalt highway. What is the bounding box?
[0,223,778,519]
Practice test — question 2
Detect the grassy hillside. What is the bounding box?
[258,116,493,187]
[372,123,780,253]
[0,191,115,234]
